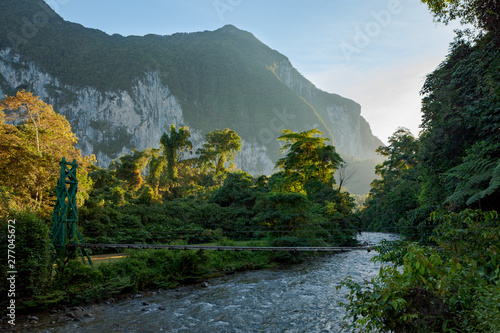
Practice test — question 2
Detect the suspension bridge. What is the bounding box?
[68,243,372,252]
[51,158,372,270]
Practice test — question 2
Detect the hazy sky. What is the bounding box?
[47,0,461,144]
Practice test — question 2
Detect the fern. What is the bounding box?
[446,141,500,207]
[467,160,500,205]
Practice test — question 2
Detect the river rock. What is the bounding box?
[66,312,77,319]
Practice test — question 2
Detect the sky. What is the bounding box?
[46,0,462,144]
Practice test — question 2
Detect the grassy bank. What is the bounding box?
[4,238,319,315]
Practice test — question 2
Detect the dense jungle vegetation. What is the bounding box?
[340,1,500,331]
[0,91,358,312]
[0,1,499,330]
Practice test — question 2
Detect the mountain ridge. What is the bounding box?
[0,0,383,194]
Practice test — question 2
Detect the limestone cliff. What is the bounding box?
[0,0,383,192]
[271,60,383,159]
[0,48,275,173]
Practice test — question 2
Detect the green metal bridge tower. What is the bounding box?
[50,158,92,271]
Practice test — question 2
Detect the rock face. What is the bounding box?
[0,50,188,167]
[271,60,383,159]
[0,50,276,172]
[0,0,383,183]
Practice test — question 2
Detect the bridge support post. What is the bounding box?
[50,158,93,274]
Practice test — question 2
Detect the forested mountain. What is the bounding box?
[361,32,500,231]
[0,0,383,194]
[342,0,500,329]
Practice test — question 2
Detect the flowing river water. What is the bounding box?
[26,232,399,333]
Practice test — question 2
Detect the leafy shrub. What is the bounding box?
[98,249,210,292]
[55,260,103,287]
[0,210,51,312]
[339,209,500,332]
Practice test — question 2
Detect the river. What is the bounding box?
[27,232,399,333]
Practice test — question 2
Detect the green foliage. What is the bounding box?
[360,32,500,232]
[209,171,255,208]
[54,260,103,287]
[351,29,500,329]
[275,129,343,194]
[253,192,309,236]
[0,91,94,215]
[160,125,193,181]
[445,140,500,208]
[310,186,355,214]
[96,248,274,293]
[340,209,500,332]
[421,0,500,35]
[419,33,500,210]
[137,184,158,205]
[75,125,359,249]
[397,204,440,243]
[0,210,51,312]
[360,128,421,232]
[197,128,242,174]
[0,121,360,310]
[112,149,160,191]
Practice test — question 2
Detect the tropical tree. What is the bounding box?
[0,91,94,214]
[112,149,147,191]
[375,128,419,175]
[360,128,421,231]
[419,34,500,209]
[1,90,78,156]
[209,171,256,208]
[421,0,500,35]
[197,128,241,173]
[145,148,166,195]
[253,192,310,237]
[160,125,193,181]
[335,162,358,192]
[275,129,343,194]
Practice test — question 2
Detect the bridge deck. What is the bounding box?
[70,243,372,252]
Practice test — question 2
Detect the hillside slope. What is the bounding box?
[0,0,383,193]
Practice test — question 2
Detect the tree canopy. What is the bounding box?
[197,128,242,173]
[345,16,500,331]
[0,91,94,215]
[275,129,343,194]
[160,125,193,181]
[421,0,500,35]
